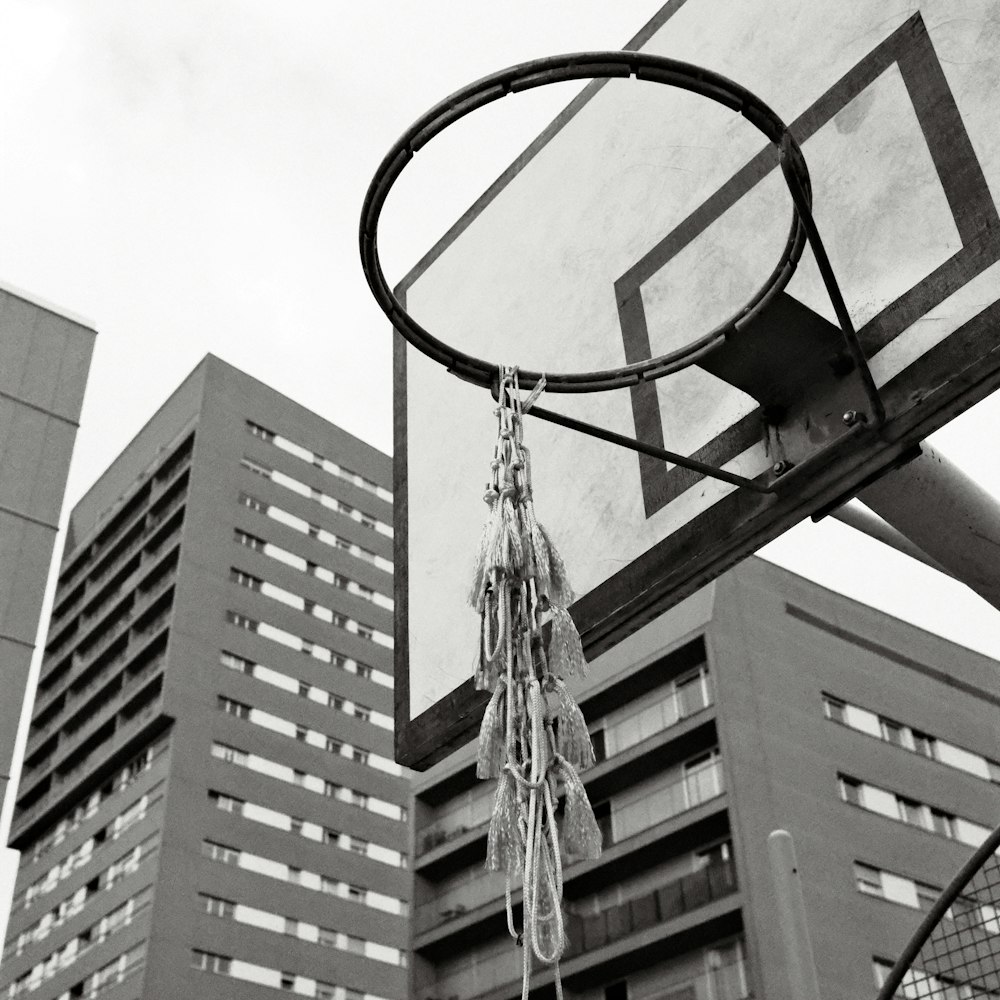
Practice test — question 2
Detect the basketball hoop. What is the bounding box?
[360,51,884,493]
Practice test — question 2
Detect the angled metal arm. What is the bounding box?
[524,401,776,494]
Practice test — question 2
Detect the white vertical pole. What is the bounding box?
[768,829,822,1000]
[858,444,1000,612]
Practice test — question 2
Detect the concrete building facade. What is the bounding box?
[0,356,409,1000]
[410,558,1000,1000]
[0,285,95,827]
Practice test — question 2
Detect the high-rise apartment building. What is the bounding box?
[410,557,1000,1000]
[0,285,94,827]
[0,356,409,1000]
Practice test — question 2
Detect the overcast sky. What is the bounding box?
[2,0,1000,925]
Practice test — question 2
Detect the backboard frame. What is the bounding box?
[389,7,1000,770]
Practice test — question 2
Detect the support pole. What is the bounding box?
[857,444,1000,613]
[768,830,822,1000]
[828,503,952,578]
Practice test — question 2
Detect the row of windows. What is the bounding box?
[202,840,407,915]
[209,790,407,868]
[8,942,145,1000]
[210,741,407,822]
[26,735,168,866]
[824,694,1000,784]
[839,775,992,847]
[246,419,393,505]
[217,696,401,776]
[236,530,392,610]
[225,611,393,688]
[220,651,392,729]
[193,947,390,1000]
[200,892,406,966]
[240,455,392,540]
[4,885,151,985]
[855,861,1000,934]
[19,787,161,912]
[8,835,158,959]
[231,568,392,648]
[239,492,392,574]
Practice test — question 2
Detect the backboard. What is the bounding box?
[386,0,1000,769]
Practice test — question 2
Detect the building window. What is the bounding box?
[822,695,846,724]
[854,862,882,896]
[218,696,251,719]
[221,650,254,674]
[241,456,272,477]
[247,421,275,442]
[202,894,235,918]
[211,743,248,765]
[930,809,953,838]
[210,792,244,814]
[915,882,939,911]
[239,492,266,512]
[880,717,906,747]
[911,729,935,757]
[235,530,266,552]
[192,950,231,974]
[839,775,862,806]
[226,611,257,631]
[897,797,925,828]
[231,568,263,590]
[202,841,240,864]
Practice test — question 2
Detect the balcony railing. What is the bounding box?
[52,666,165,771]
[12,700,166,840]
[415,763,725,933]
[31,576,176,746]
[418,685,714,856]
[424,861,741,1000]
[78,565,143,629]
[564,859,737,958]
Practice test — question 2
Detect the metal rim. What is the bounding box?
[360,50,812,393]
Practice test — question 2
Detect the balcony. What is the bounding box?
[416,716,719,889]
[18,661,167,808]
[423,861,742,1000]
[55,666,164,771]
[11,698,173,848]
[31,570,176,743]
[564,859,737,958]
[417,687,716,863]
[415,764,726,941]
[82,486,185,597]
[77,563,142,630]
